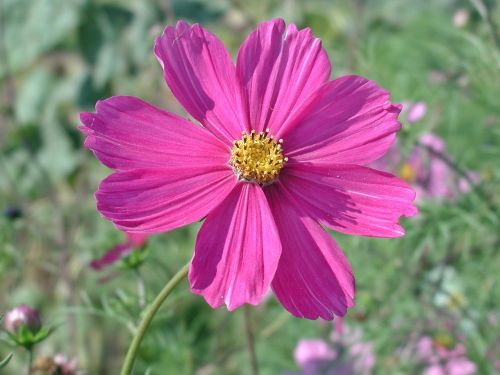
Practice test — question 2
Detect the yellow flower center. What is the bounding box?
[399,163,416,182]
[433,332,454,349]
[230,129,287,184]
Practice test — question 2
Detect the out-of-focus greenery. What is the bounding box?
[0,0,499,374]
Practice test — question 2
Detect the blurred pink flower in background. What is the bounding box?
[372,131,478,202]
[90,232,148,270]
[34,354,80,375]
[294,339,338,374]
[453,9,470,28]
[416,336,476,375]
[53,354,78,375]
[286,319,375,374]
[415,133,452,199]
[405,101,427,124]
[81,18,417,319]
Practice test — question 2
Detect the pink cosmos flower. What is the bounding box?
[53,354,78,375]
[405,101,427,124]
[373,133,479,202]
[294,339,338,374]
[80,19,416,319]
[453,9,470,28]
[416,336,476,375]
[286,319,375,374]
[33,354,78,375]
[90,232,148,270]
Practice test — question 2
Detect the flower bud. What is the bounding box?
[4,305,41,335]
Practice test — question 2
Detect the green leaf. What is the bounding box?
[0,352,13,369]
[0,0,83,78]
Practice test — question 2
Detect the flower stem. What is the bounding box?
[134,268,146,309]
[120,262,189,375]
[244,305,259,375]
[26,347,33,375]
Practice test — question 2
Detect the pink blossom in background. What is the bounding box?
[294,339,338,374]
[369,140,401,172]
[453,9,470,28]
[33,354,79,375]
[286,319,375,374]
[90,232,148,270]
[372,132,478,202]
[416,336,476,375]
[53,354,78,375]
[417,133,452,199]
[80,18,416,319]
[405,101,427,124]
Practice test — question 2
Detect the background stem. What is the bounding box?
[134,268,146,309]
[120,262,189,375]
[244,305,259,375]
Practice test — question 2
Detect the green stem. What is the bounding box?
[26,347,33,375]
[120,262,189,375]
[134,268,146,309]
[244,305,259,375]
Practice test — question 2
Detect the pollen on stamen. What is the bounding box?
[229,129,287,184]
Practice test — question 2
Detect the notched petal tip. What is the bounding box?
[393,103,403,113]
[79,112,94,125]
[154,18,246,144]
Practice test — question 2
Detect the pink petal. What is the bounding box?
[420,132,445,152]
[416,337,435,361]
[96,166,236,233]
[189,183,281,311]
[236,18,330,134]
[424,365,446,375]
[266,187,355,320]
[90,232,148,270]
[154,20,246,145]
[446,357,477,375]
[80,95,237,233]
[406,101,427,123]
[90,242,132,270]
[279,163,417,238]
[278,75,401,165]
[126,233,148,247]
[80,96,229,170]
[294,339,337,368]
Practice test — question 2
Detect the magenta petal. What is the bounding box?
[96,166,236,233]
[281,163,417,238]
[80,96,229,170]
[90,242,131,270]
[279,75,401,165]
[154,21,246,144]
[190,183,281,311]
[267,187,355,320]
[126,233,148,247]
[81,95,237,233]
[236,18,330,134]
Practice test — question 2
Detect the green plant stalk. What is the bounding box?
[26,347,33,375]
[120,262,190,375]
[244,305,259,375]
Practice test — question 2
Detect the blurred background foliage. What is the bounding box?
[0,0,499,374]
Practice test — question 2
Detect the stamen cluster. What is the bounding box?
[230,129,287,184]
